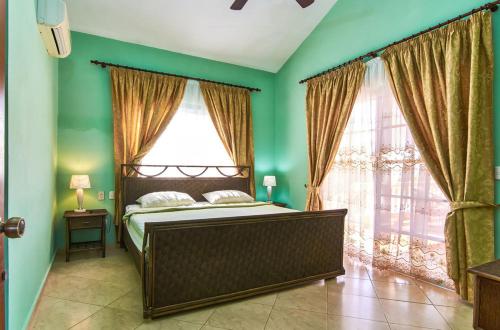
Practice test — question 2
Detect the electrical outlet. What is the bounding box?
[109,191,115,200]
[97,191,105,201]
[496,166,500,180]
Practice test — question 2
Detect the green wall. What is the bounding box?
[7,0,59,329]
[273,0,500,257]
[57,32,276,245]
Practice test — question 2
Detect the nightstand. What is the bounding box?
[64,209,108,262]
[468,260,500,330]
[271,201,287,208]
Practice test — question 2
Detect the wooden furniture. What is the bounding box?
[64,209,108,262]
[468,259,500,330]
[121,164,346,319]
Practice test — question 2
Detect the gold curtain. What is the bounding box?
[305,61,366,211]
[381,11,494,301]
[111,67,187,241]
[199,82,255,196]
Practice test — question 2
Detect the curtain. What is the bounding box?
[381,11,494,300]
[199,82,255,196]
[305,62,366,211]
[322,58,452,288]
[111,67,187,241]
[140,80,234,177]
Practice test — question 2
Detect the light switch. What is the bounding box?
[98,191,105,201]
[109,191,115,200]
[496,166,500,180]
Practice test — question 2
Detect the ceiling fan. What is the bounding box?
[230,0,315,10]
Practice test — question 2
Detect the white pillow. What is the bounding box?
[136,191,195,208]
[203,190,254,204]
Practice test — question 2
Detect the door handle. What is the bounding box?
[0,217,25,238]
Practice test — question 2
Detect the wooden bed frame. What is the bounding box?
[121,164,346,319]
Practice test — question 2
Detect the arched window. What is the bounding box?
[140,80,234,176]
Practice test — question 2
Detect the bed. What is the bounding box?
[120,164,347,319]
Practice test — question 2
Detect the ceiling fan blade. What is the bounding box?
[296,0,314,8]
[230,0,248,10]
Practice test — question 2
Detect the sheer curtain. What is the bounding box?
[141,80,234,177]
[321,58,452,288]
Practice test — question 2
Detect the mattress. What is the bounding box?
[124,202,298,250]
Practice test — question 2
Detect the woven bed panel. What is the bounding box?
[150,214,344,307]
[124,176,250,206]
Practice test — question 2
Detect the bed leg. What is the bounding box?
[143,307,152,319]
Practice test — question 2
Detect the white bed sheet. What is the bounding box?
[124,202,298,250]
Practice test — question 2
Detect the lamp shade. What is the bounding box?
[263,176,276,187]
[69,175,91,189]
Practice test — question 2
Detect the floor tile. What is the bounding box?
[266,307,327,330]
[51,258,140,290]
[98,267,141,290]
[244,293,277,306]
[207,301,272,330]
[171,307,215,325]
[44,272,129,305]
[435,304,473,330]
[327,292,386,321]
[327,277,377,298]
[342,262,370,279]
[327,315,390,330]
[55,245,133,261]
[137,318,202,330]
[70,307,143,330]
[380,299,450,329]
[32,247,467,330]
[372,282,430,304]
[389,324,441,330]
[274,284,327,313]
[30,297,101,330]
[29,296,62,329]
[108,287,143,313]
[415,281,464,307]
[53,250,102,263]
[367,269,414,285]
[36,294,61,307]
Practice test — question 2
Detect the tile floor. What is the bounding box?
[29,246,473,330]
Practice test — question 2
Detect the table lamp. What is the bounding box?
[70,175,91,212]
[263,176,276,203]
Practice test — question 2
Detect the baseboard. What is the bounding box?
[21,251,57,330]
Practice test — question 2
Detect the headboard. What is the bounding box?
[121,165,251,212]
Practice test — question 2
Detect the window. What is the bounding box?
[140,80,234,176]
[321,58,452,288]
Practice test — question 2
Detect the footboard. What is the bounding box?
[141,209,346,318]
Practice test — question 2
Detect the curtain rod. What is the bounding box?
[299,0,500,84]
[90,60,261,92]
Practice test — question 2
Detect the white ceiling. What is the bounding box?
[65,0,338,72]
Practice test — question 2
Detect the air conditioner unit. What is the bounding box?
[37,0,71,58]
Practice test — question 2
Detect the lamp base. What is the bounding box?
[267,186,273,203]
[75,188,86,213]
